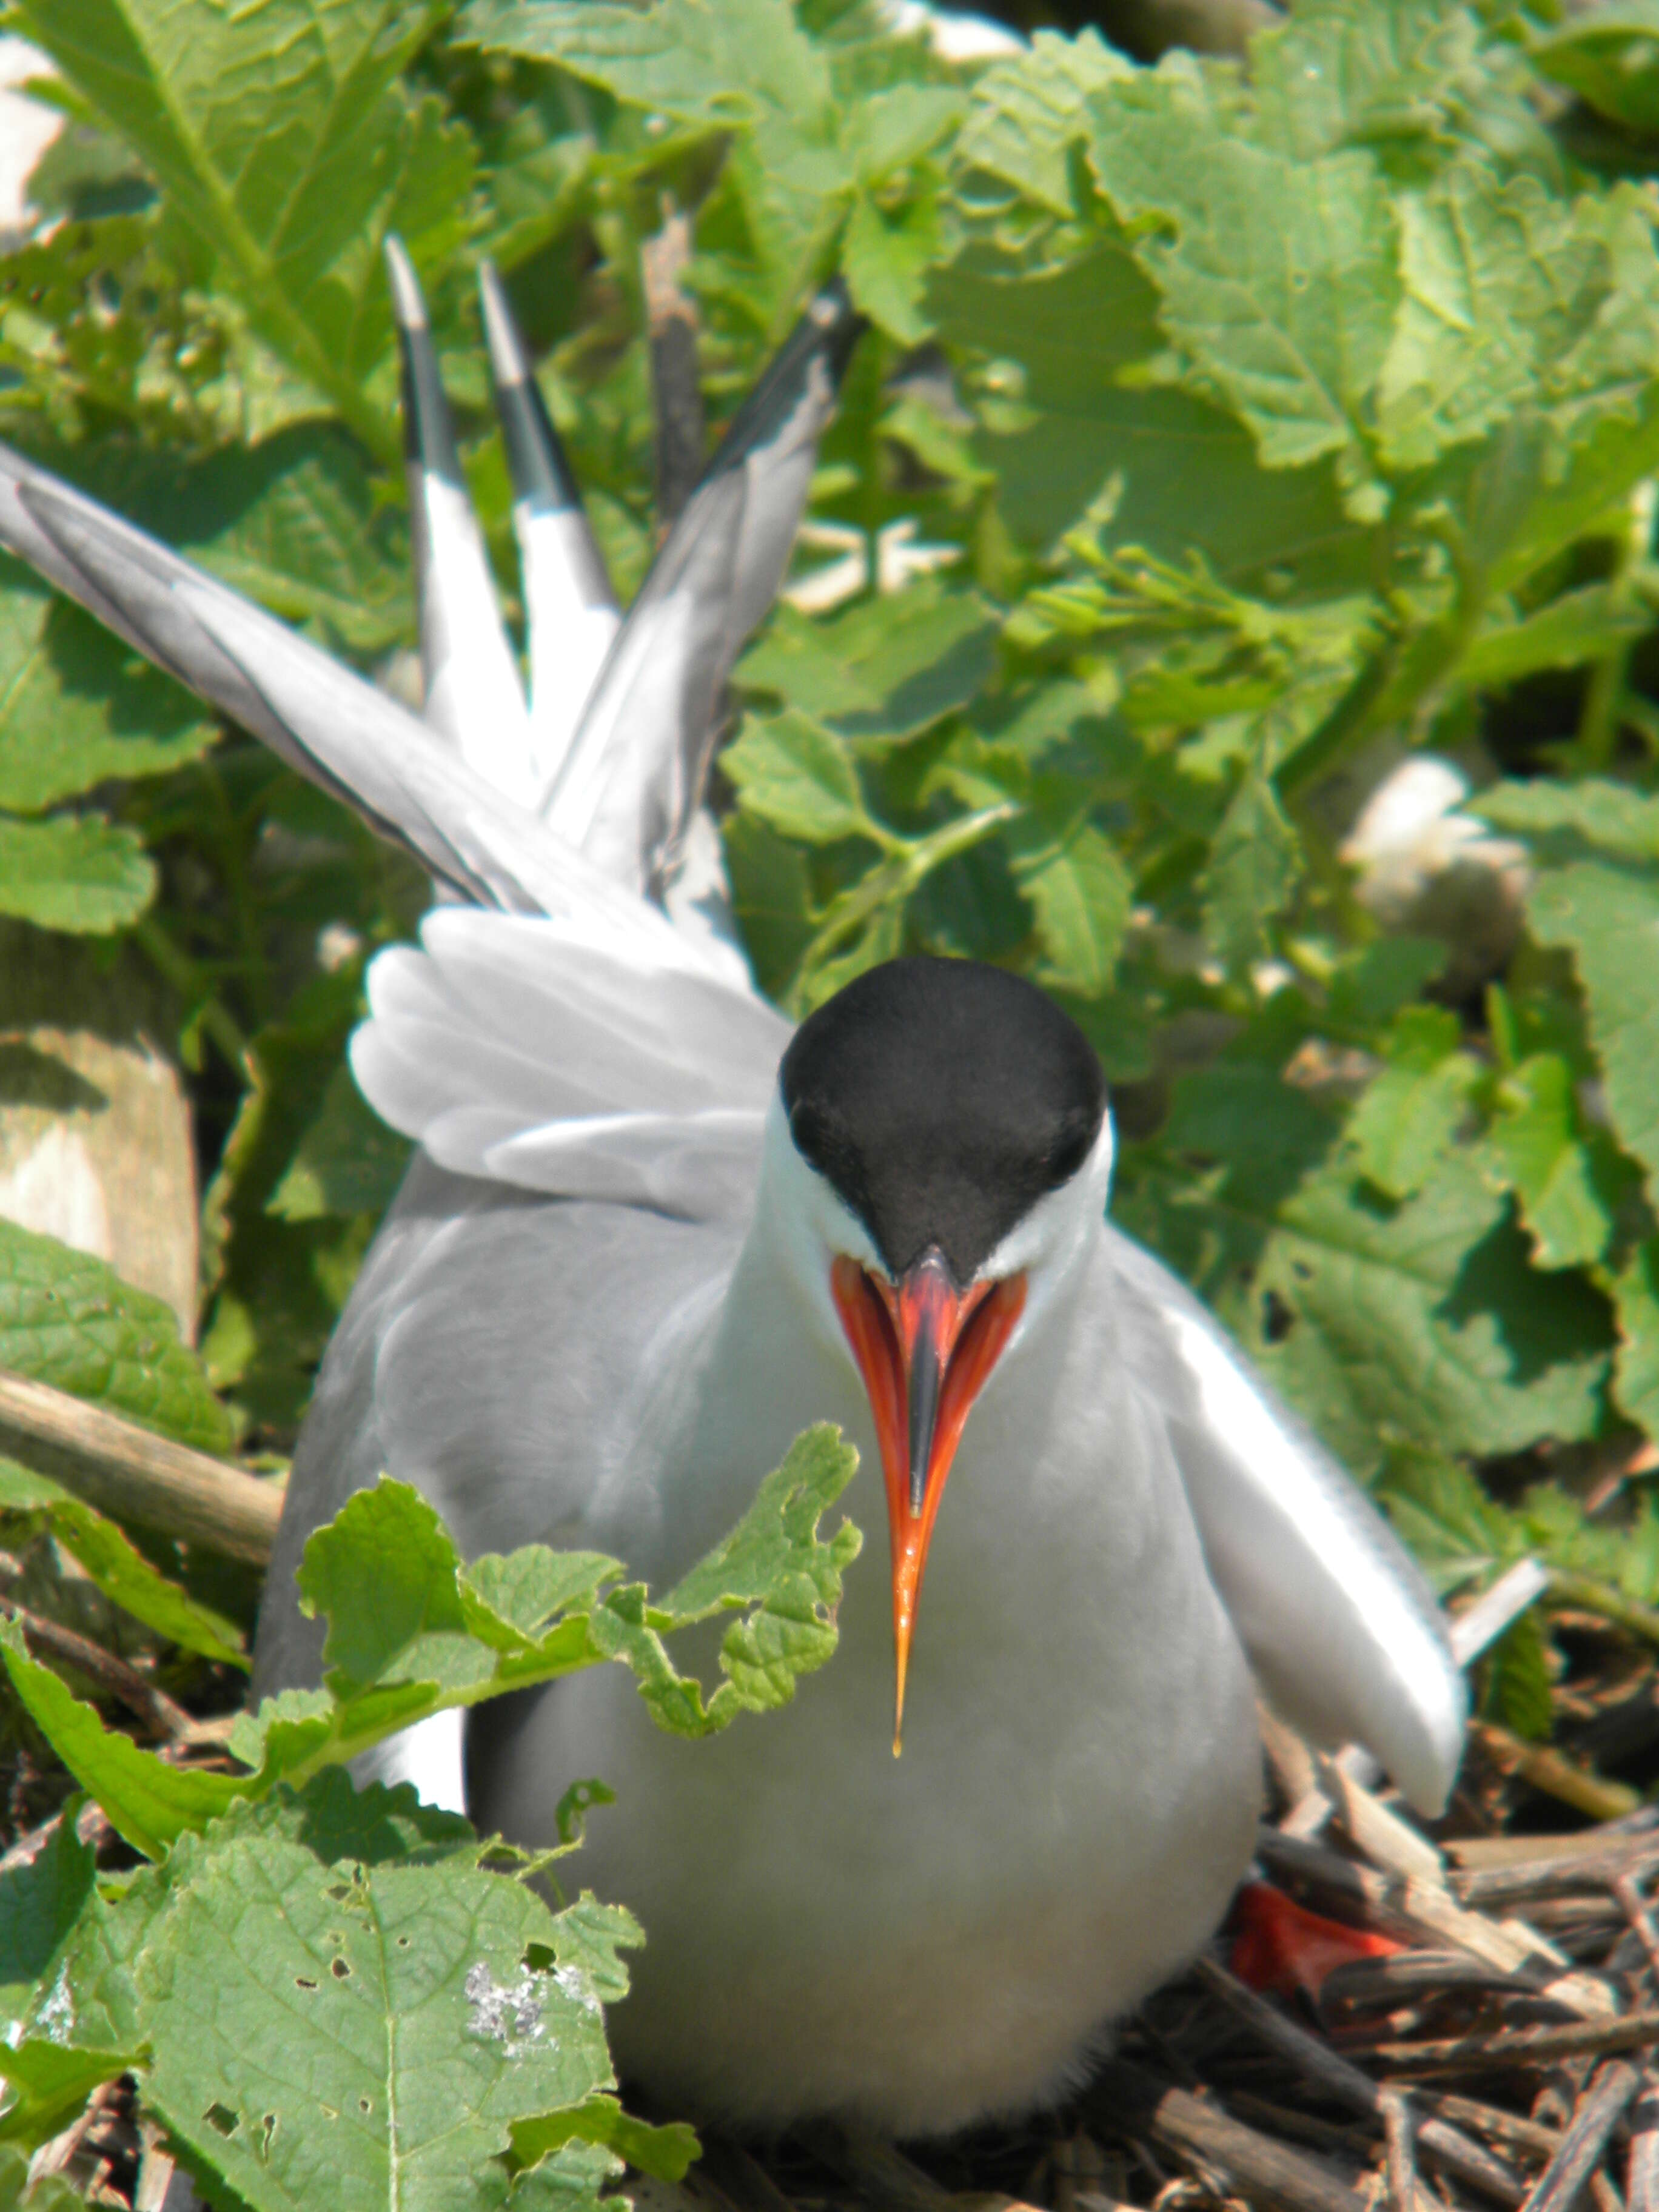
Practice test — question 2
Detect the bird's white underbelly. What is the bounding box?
[475,1261,1261,2133]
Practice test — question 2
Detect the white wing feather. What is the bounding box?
[1105,1223,1466,1817]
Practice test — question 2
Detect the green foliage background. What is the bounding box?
[8,0,1659,2198]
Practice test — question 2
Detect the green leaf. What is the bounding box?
[0,1219,232,1453]
[508,2097,700,2185]
[1614,1239,1659,1446]
[723,709,873,845]
[1254,1154,1610,1474]
[1199,763,1301,974]
[0,573,214,814]
[1375,1449,1520,1595]
[1458,585,1655,691]
[0,1458,246,1666]
[1250,0,1490,163]
[1486,1054,1614,1271]
[954,28,1127,215]
[1475,777,1659,862]
[13,0,466,455]
[463,0,832,135]
[1085,87,1396,484]
[1484,1606,1554,1743]
[42,1771,632,2212]
[1010,817,1131,997]
[0,1618,244,1860]
[1524,860,1659,1205]
[1375,164,1610,474]
[1347,1006,1480,1202]
[0,1814,94,2037]
[843,186,943,345]
[1532,4,1659,136]
[269,1062,414,1223]
[739,581,997,745]
[0,813,153,934]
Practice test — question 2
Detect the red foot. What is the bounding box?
[1229,1879,1403,2002]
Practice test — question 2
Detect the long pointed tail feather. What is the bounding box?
[540,278,863,896]
[478,261,620,791]
[385,236,535,803]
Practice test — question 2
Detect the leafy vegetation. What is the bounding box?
[8,0,1659,2200]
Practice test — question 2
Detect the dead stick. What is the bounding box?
[1197,1959,1527,2202]
[1368,2016,1659,2077]
[0,1367,281,1564]
[1088,2062,1366,2212]
[1381,2091,1416,2212]
[1614,1877,1659,1986]
[641,201,704,531]
[1478,1723,1643,1823]
[1626,2083,1659,2212]
[1520,2063,1640,2212]
[0,1590,191,1737]
[1458,1841,1659,1912]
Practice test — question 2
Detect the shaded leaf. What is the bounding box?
[0,814,152,934]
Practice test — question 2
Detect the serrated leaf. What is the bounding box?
[1533,5,1659,136]
[0,1619,243,1860]
[44,1771,629,2212]
[508,2096,699,2184]
[955,28,1127,215]
[843,186,943,345]
[1374,1450,1520,1594]
[739,581,997,745]
[1086,90,1396,481]
[1376,164,1612,474]
[1348,1006,1480,1201]
[931,242,1366,566]
[1458,585,1654,690]
[1483,1607,1554,1743]
[1010,817,1131,997]
[723,709,872,845]
[1486,1054,1613,1270]
[1255,1155,1609,1473]
[1250,0,1488,163]
[0,814,152,934]
[13,0,466,453]
[1524,860,1659,1205]
[0,1458,246,1667]
[462,0,831,133]
[1199,763,1301,974]
[0,1219,232,1453]
[0,573,214,814]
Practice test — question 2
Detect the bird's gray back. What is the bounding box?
[252,1152,744,1700]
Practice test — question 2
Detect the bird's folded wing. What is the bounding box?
[541,282,861,894]
[1104,1224,1467,1817]
[0,441,674,936]
[351,905,788,1216]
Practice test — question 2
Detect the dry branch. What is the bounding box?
[0,1366,283,1564]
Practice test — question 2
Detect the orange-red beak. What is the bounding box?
[831,1247,1025,1755]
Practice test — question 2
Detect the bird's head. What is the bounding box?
[768,956,1111,1752]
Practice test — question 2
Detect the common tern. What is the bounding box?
[0,252,1464,2136]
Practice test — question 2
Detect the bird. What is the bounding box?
[0,247,1466,2139]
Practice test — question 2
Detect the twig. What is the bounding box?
[0,1590,192,1737]
[1196,1959,1529,2203]
[1614,1876,1659,1987]
[1364,2014,1659,2076]
[0,1366,282,1564]
[1625,2082,1659,2212]
[1088,2062,1366,2212]
[1476,1723,1643,1823]
[1380,2093,1416,2212]
[1452,1561,1552,1666]
[1547,1575,1659,1654]
[1518,2063,1640,2212]
[1456,1838,1659,1911]
[1425,2096,1563,2165]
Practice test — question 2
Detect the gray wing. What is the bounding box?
[541,281,862,894]
[0,442,646,928]
[1105,1221,1466,1818]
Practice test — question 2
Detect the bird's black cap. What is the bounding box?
[780,957,1107,1281]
